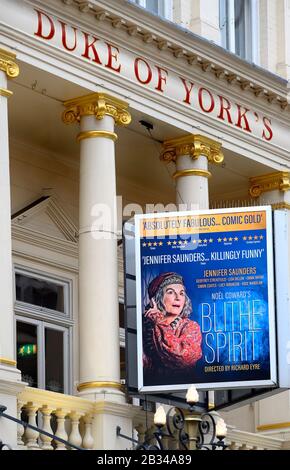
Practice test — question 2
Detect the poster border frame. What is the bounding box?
[135,206,277,393]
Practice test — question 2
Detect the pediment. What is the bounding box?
[12,196,78,243]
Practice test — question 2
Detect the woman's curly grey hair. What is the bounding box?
[154,283,192,319]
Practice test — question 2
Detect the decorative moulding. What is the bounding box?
[12,196,78,243]
[249,171,290,198]
[57,0,289,110]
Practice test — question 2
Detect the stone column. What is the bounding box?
[0,48,24,448]
[161,134,223,447]
[161,134,224,210]
[249,171,290,436]
[62,93,131,402]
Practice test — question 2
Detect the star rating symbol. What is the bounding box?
[148,242,152,247]
[218,238,222,242]
[223,237,227,242]
[203,239,208,243]
[173,241,177,245]
[142,242,147,247]
[248,236,253,240]
[178,240,183,245]
[153,242,158,246]
[193,240,197,244]
[243,236,247,241]
[209,239,213,243]
[198,239,203,244]
[260,235,264,240]
[234,237,238,241]
[167,241,172,245]
[228,237,233,242]
[254,235,258,240]
[159,241,163,246]
[184,240,188,245]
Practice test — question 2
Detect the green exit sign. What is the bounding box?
[18,344,37,357]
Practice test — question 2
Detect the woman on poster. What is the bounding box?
[143,272,202,384]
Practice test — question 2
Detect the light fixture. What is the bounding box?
[154,405,166,427]
[216,417,227,439]
[186,385,199,410]
[116,387,227,450]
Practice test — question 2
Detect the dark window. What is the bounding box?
[16,273,65,312]
[131,0,168,19]
[220,0,256,62]
[234,0,246,59]
[146,0,159,15]
[45,328,64,393]
[119,302,125,329]
[120,347,126,382]
[17,321,38,388]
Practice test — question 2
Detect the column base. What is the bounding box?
[91,400,136,450]
[77,381,126,404]
[0,365,26,449]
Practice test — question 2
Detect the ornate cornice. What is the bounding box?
[60,0,288,110]
[62,93,131,126]
[249,172,290,198]
[0,48,19,79]
[161,134,224,165]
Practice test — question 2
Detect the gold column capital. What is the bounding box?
[62,92,131,126]
[160,134,224,165]
[249,171,290,198]
[0,48,19,79]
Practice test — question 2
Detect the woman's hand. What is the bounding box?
[145,298,164,324]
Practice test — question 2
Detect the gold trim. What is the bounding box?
[257,422,290,432]
[161,134,224,165]
[249,172,290,198]
[76,130,118,142]
[62,93,131,127]
[77,381,123,392]
[0,88,13,97]
[173,169,212,179]
[271,202,290,210]
[0,357,17,367]
[0,48,19,78]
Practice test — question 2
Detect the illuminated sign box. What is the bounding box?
[135,207,277,393]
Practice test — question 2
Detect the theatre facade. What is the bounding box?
[0,0,290,449]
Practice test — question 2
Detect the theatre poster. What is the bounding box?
[135,207,277,393]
